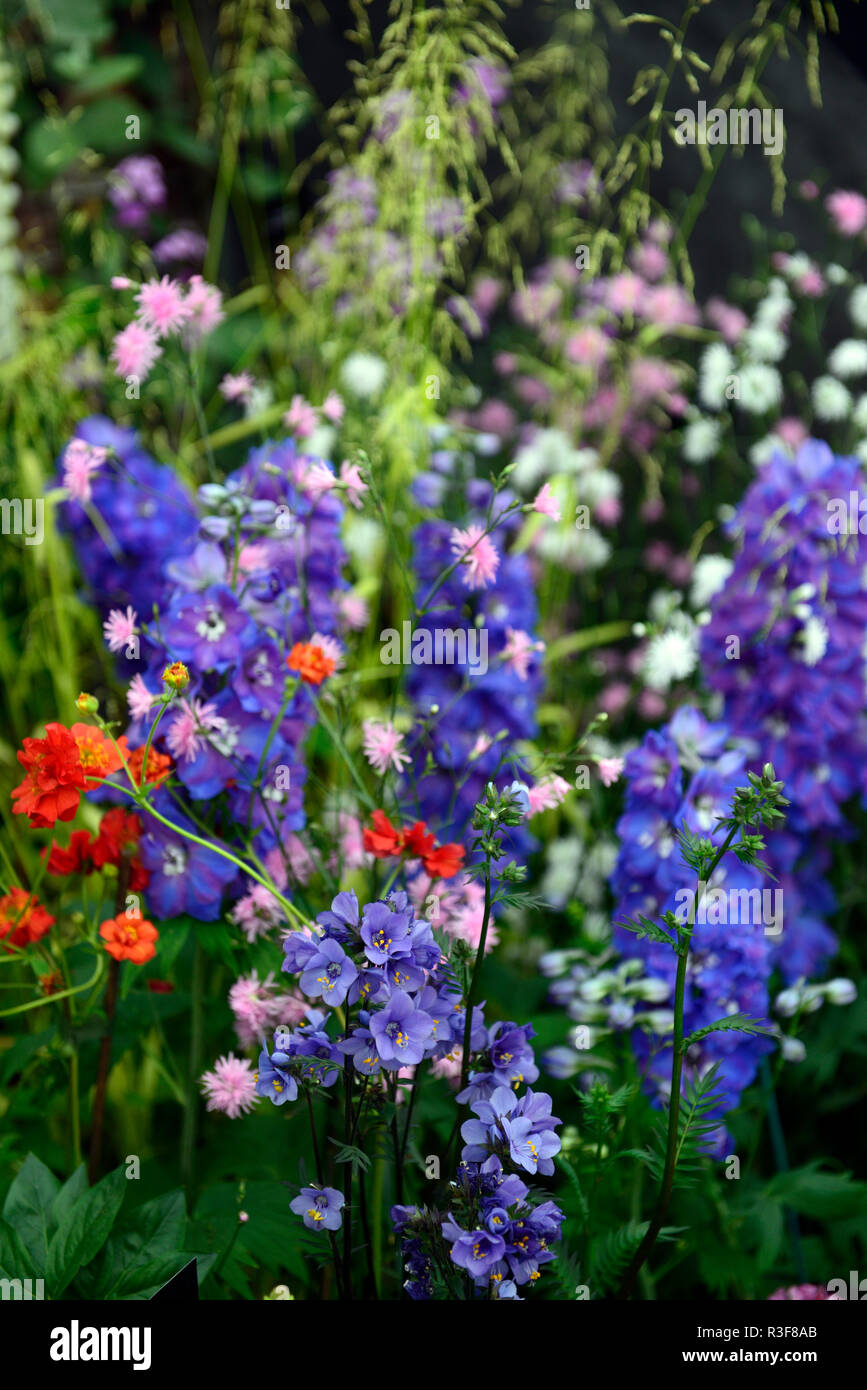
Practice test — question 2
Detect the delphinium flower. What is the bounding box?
[604,707,838,1140]
[60,428,349,925]
[56,416,199,614]
[405,474,544,851]
[700,439,867,844]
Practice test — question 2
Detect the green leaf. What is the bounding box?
[617,913,678,949]
[71,57,145,96]
[765,1164,867,1221]
[680,1012,775,1053]
[46,1165,126,1297]
[51,1165,89,1231]
[2,1154,61,1269]
[0,1215,40,1281]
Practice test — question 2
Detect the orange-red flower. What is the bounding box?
[127,745,172,788]
[162,661,190,691]
[362,810,404,857]
[362,812,466,880]
[287,642,335,686]
[99,912,159,964]
[11,723,90,828]
[90,808,150,891]
[46,829,93,876]
[0,888,55,950]
[70,723,129,790]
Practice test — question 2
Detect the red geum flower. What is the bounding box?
[287,641,335,686]
[421,841,466,880]
[90,807,141,867]
[46,829,93,876]
[402,821,436,859]
[362,812,466,880]
[0,888,55,950]
[11,723,90,828]
[99,912,159,964]
[90,807,150,891]
[362,810,404,858]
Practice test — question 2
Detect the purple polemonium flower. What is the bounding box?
[360,900,413,965]
[299,938,358,1007]
[290,1185,345,1232]
[255,1045,297,1105]
[443,1219,506,1279]
[369,991,434,1066]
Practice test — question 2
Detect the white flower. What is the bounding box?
[848,284,867,331]
[824,978,857,1006]
[648,589,682,625]
[852,394,867,432]
[339,351,387,398]
[827,338,867,378]
[735,363,783,414]
[753,287,791,332]
[781,1037,806,1064]
[541,837,583,908]
[855,439,867,465]
[537,524,611,572]
[812,375,851,421]
[244,383,273,418]
[780,253,811,281]
[511,429,595,490]
[690,554,733,609]
[682,417,720,463]
[743,325,787,362]
[798,615,829,666]
[642,625,698,690]
[826,263,848,286]
[343,515,384,567]
[698,343,735,410]
[578,467,620,507]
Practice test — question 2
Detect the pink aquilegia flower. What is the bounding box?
[284,395,318,437]
[531,482,561,521]
[200,1054,258,1118]
[321,391,345,423]
[597,756,625,788]
[135,276,191,335]
[339,459,368,508]
[103,606,138,654]
[503,627,545,680]
[127,673,156,722]
[62,438,107,503]
[362,719,410,775]
[528,775,570,816]
[220,372,255,403]
[449,523,500,589]
[111,321,162,379]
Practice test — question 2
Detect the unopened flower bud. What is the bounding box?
[824,977,857,1006]
[264,1284,294,1300]
[162,661,190,691]
[75,691,99,714]
[781,1036,806,1063]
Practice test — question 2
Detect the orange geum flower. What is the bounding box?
[286,642,336,686]
[0,887,55,950]
[99,912,159,965]
[70,723,130,790]
[162,661,190,691]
